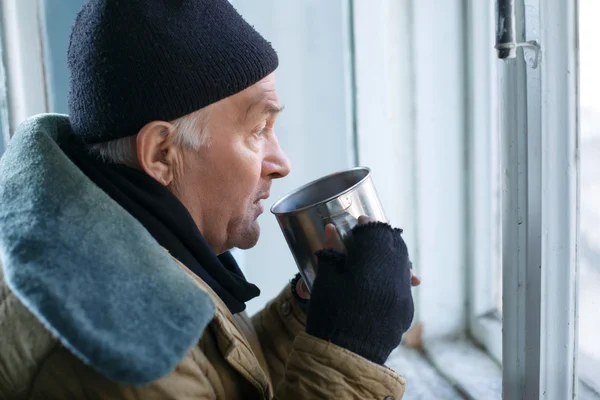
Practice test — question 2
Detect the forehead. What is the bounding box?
[230,74,281,118]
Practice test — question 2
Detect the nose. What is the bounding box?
[263,135,291,179]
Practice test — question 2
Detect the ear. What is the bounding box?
[136,121,179,186]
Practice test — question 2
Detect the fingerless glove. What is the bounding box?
[306,222,414,365]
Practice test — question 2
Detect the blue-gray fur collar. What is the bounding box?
[0,114,215,385]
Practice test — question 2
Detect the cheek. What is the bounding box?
[174,156,209,205]
[188,138,264,207]
[233,153,263,198]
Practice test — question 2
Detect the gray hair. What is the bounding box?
[88,106,213,167]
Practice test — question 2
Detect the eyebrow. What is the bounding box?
[244,99,284,122]
[263,104,285,116]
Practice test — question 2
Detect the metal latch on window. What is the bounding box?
[495,0,540,68]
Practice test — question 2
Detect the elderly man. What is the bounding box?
[0,0,417,399]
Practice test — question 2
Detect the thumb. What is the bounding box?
[324,223,346,254]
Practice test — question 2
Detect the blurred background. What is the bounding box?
[0,0,597,398]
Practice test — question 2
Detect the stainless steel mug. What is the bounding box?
[271,167,387,291]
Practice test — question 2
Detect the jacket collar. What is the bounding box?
[0,114,215,385]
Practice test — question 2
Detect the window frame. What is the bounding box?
[356,0,591,398]
[537,0,580,396]
[353,2,504,396]
[353,0,493,347]
[466,0,503,366]
[408,0,469,342]
[497,0,582,397]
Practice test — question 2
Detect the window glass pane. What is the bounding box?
[578,0,600,393]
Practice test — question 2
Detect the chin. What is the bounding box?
[233,222,261,250]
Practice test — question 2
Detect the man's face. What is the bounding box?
[171,73,290,254]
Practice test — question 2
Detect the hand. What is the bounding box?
[294,216,421,300]
[304,216,416,365]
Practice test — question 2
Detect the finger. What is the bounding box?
[296,278,311,300]
[324,223,346,254]
[410,270,421,286]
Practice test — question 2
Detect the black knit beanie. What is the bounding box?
[67,0,279,144]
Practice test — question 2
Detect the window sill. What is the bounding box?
[387,339,502,399]
[470,313,502,365]
[580,352,600,399]
[581,382,600,400]
[424,339,502,399]
[388,340,600,400]
[386,345,463,399]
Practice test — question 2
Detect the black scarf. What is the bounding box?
[60,135,260,314]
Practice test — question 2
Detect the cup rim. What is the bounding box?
[270,166,371,216]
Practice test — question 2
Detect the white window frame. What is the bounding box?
[538,0,579,396]
[409,0,469,341]
[351,0,417,272]
[499,0,581,398]
[354,0,470,341]
[356,0,588,398]
[466,0,503,366]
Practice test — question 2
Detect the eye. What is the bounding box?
[254,124,272,138]
[253,118,275,139]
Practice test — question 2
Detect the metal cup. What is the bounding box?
[271,166,386,291]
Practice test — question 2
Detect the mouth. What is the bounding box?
[254,192,271,203]
[253,192,270,213]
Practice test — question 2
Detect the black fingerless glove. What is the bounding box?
[305,222,414,365]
